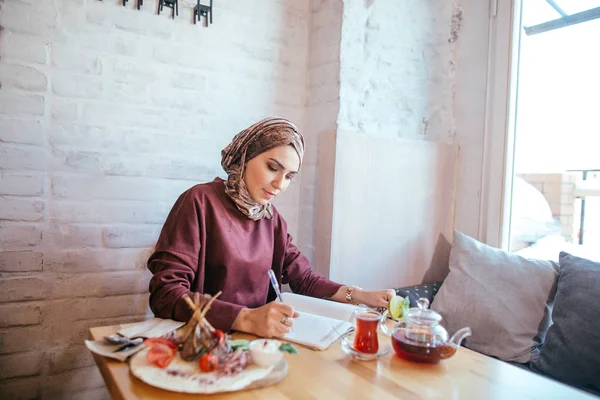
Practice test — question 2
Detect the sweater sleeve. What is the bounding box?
[147,188,244,332]
[281,233,343,298]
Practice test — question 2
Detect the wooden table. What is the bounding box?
[89,323,597,400]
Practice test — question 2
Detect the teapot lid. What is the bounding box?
[405,298,442,326]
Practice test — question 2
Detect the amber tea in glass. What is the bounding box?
[353,311,380,354]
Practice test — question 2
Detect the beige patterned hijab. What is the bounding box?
[221,117,304,220]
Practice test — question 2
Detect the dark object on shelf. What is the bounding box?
[194,0,213,26]
[158,0,178,19]
[98,0,142,9]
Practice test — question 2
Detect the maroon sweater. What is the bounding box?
[147,178,343,332]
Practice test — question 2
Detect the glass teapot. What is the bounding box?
[389,298,472,364]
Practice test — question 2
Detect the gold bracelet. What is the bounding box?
[345,286,360,305]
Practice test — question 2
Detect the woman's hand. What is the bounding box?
[354,288,396,308]
[232,302,298,338]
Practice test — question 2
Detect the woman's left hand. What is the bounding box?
[354,288,396,308]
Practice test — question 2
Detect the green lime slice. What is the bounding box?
[388,295,406,320]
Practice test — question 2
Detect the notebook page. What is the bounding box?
[280,292,358,322]
[283,312,354,351]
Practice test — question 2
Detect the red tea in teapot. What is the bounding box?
[391,329,456,364]
[353,312,380,354]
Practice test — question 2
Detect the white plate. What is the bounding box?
[129,347,286,394]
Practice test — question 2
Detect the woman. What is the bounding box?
[148,117,395,338]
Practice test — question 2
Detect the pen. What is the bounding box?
[268,269,284,303]
[268,270,295,332]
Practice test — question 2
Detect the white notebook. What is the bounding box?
[280,293,359,351]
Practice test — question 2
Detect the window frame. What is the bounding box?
[478,0,523,250]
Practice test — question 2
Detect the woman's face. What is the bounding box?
[244,145,300,205]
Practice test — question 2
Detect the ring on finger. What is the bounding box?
[281,315,289,325]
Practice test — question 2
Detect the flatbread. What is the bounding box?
[129,348,279,394]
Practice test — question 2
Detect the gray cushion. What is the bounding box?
[531,252,600,390]
[431,231,559,363]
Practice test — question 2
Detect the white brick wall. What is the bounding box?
[0,0,308,398]
[338,1,456,140]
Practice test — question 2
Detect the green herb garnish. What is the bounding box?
[279,343,299,354]
[229,339,250,352]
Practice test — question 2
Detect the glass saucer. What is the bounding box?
[340,333,392,361]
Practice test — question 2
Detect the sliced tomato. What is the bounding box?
[199,353,218,373]
[153,352,175,368]
[146,347,175,368]
[146,348,171,362]
[148,342,176,354]
[143,338,177,350]
[144,338,177,369]
[211,329,224,350]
